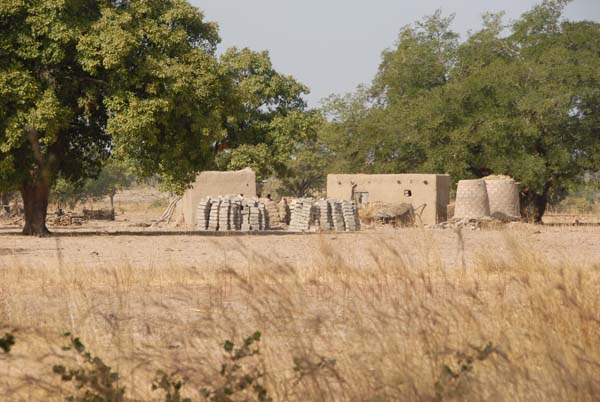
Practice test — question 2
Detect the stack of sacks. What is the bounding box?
[331,201,346,232]
[218,198,231,231]
[240,200,251,232]
[248,204,261,231]
[318,200,333,231]
[278,199,291,226]
[262,199,281,228]
[289,199,310,232]
[196,197,211,230]
[207,198,221,231]
[341,200,360,231]
[230,198,243,230]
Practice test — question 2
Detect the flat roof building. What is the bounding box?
[180,168,256,226]
[327,174,451,225]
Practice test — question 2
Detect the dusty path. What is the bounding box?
[0,225,598,270]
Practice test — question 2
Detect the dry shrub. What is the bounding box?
[0,231,599,401]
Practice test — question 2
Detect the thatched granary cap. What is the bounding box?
[483,174,515,181]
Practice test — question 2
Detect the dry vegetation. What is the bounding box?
[1,229,599,402]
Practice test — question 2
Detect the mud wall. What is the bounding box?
[326,174,451,225]
[180,168,256,226]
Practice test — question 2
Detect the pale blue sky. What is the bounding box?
[192,0,600,107]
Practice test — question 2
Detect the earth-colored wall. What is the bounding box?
[327,174,451,225]
[181,168,257,226]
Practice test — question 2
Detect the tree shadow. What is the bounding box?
[0,227,330,238]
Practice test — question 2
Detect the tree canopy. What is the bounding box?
[216,47,323,180]
[0,0,319,234]
[0,0,227,234]
[320,0,600,222]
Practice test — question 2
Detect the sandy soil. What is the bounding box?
[1,186,598,270]
[0,224,598,270]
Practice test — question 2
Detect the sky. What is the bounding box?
[192,0,600,107]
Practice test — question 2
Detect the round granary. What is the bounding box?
[454,179,490,219]
[485,178,520,220]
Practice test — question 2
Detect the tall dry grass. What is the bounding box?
[0,231,599,401]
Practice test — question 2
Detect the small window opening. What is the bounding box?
[404,190,412,197]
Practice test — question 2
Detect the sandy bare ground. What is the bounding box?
[0,224,599,270]
[2,184,598,270]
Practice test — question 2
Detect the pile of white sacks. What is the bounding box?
[197,195,270,232]
[197,196,361,233]
[289,198,361,232]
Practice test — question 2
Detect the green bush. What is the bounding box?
[48,331,500,402]
[53,332,273,402]
[0,332,14,353]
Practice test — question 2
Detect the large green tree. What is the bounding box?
[419,2,600,222]
[323,1,600,222]
[0,0,224,235]
[216,47,322,180]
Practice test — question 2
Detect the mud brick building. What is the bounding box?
[179,168,256,226]
[326,174,451,226]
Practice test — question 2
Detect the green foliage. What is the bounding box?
[217,48,322,181]
[82,159,135,203]
[319,87,379,174]
[0,0,224,232]
[0,332,15,353]
[53,333,126,402]
[52,331,271,402]
[277,142,331,197]
[219,47,308,149]
[152,371,191,402]
[51,177,85,210]
[374,9,459,101]
[322,0,600,221]
[201,331,272,402]
[553,172,599,213]
[559,197,596,214]
[51,160,135,209]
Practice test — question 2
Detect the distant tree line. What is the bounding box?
[305,0,600,223]
[51,159,135,212]
[1,0,598,234]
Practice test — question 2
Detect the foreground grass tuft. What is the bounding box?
[1,233,599,401]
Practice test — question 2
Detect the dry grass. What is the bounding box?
[1,231,599,401]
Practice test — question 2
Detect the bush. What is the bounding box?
[0,332,14,353]
[53,332,273,402]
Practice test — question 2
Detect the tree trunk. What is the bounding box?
[109,191,116,221]
[109,189,116,211]
[521,188,549,224]
[21,181,51,236]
